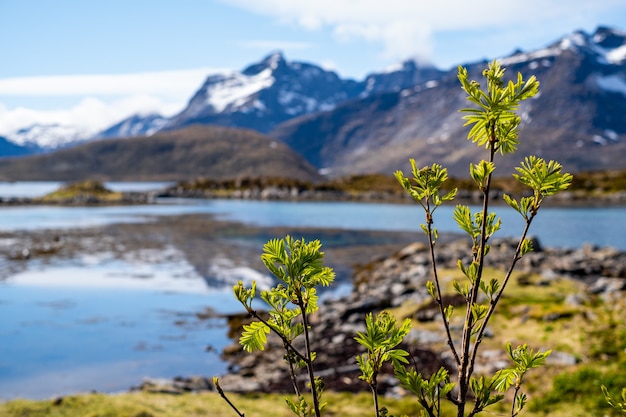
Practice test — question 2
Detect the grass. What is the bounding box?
[0,391,420,417]
[40,180,124,203]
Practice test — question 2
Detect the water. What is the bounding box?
[0,198,624,249]
[0,183,624,400]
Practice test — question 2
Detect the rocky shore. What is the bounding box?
[213,237,626,395]
[159,183,626,205]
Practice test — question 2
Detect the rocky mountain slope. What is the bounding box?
[271,26,626,177]
[0,125,321,182]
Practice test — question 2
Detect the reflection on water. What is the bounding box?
[0,249,251,400]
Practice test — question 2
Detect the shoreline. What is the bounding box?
[0,188,625,208]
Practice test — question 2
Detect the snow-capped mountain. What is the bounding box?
[92,113,168,140]
[0,52,447,152]
[5,124,91,150]
[271,26,626,177]
[162,52,446,134]
[162,52,364,133]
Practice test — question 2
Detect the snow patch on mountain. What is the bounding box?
[7,124,90,148]
[595,74,626,96]
[499,46,561,66]
[204,68,275,112]
[501,27,626,67]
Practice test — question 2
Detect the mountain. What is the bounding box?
[162,52,364,133]
[92,113,168,140]
[0,125,321,182]
[360,59,445,96]
[0,53,446,154]
[270,26,626,177]
[161,52,444,135]
[0,136,39,158]
[5,123,89,150]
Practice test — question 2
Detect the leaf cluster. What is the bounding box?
[459,61,539,155]
[395,161,456,241]
[355,311,411,386]
[503,156,573,220]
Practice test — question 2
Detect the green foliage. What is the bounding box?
[490,344,551,416]
[603,386,626,414]
[531,365,626,414]
[395,161,456,242]
[393,366,454,417]
[393,61,570,417]
[355,311,411,417]
[232,236,336,417]
[219,61,576,417]
[355,311,411,384]
[504,156,573,220]
[458,60,539,155]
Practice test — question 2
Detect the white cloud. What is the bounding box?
[0,68,219,99]
[0,68,222,136]
[223,0,626,62]
[0,95,187,136]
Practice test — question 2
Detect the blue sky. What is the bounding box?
[1,0,625,136]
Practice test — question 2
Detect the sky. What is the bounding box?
[1,0,625,137]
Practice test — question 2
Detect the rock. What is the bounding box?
[216,237,626,396]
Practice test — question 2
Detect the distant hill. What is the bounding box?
[0,125,321,182]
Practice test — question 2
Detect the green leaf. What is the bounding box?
[453,205,479,238]
[444,305,454,321]
[240,321,270,352]
[426,281,436,299]
[492,368,518,392]
[453,280,469,298]
[520,238,534,256]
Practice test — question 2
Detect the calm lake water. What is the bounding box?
[0,182,624,400]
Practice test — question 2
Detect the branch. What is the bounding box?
[214,377,246,417]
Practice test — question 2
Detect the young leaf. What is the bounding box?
[240,321,271,353]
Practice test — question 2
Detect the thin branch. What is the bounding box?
[284,342,302,397]
[248,308,309,363]
[425,210,460,366]
[456,124,496,417]
[298,291,323,417]
[469,216,534,370]
[215,379,246,417]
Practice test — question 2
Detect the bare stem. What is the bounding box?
[425,212,460,366]
[456,131,496,417]
[215,379,246,417]
[298,291,322,417]
[371,378,380,417]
